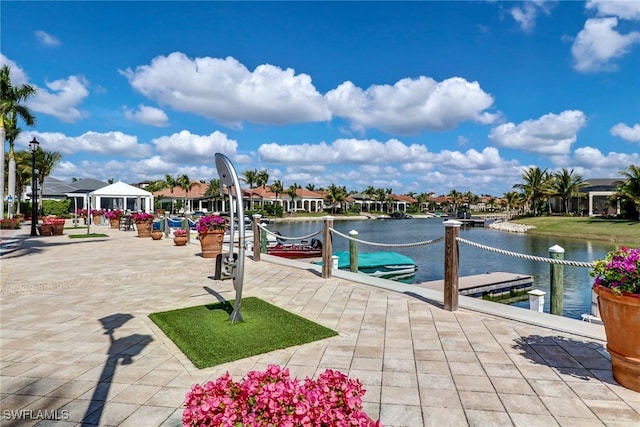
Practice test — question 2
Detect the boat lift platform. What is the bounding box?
[415,271,534,299]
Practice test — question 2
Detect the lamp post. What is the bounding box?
[29,137,40,236]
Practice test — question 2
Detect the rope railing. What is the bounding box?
[456,237,595,268]
[330,227,444,248]
[257,223,322,241]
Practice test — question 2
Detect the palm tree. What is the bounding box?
[14,149,31,215]
[513,166,553,216]
[305,183,316,191]
[164,174,176,214]
[270,179,284,212]
[502,191,522,216]
[552,168,587,214]
[448,189,462,216]
[176,174,195,213]
[325,183,347,214]
[241,169,258,211]
[286,183,300,213]
[374,188,386,212]
[204,178,222,212]
[254,169,269,208]
[617,164,640,219]
[1,65,37,219]
[362,186,376,212]
[34,148,61,214]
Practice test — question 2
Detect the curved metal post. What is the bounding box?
[215,153,246,324]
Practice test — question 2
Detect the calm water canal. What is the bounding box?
[267,217,621,320]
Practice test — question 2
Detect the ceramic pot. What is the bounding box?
[593,284,640,392]
[173,236,188,246]
[199,230,224,258]
[136,221,152,238]
[151,230,163,240]
[110,219,120,229]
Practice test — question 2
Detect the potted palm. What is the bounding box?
[590,246,640,392]
[195,214,227,258]
[132,212,154,238]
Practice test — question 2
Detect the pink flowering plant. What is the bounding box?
[195,214,227,233]
[90,209,104,216]
[105,209,123,220]
[132,212,154,223]
[183,364,381,426]
[173,229,187,237]
[590,246,640,295]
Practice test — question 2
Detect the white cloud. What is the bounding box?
[509,0,553,32]
[572,17,640,72]
[25,130,151,158]
[326,77,498,134]
[0,55,29,86]
[123,104,169,127]
[573,146,640,169]
[586,0,640,21]
[152,130,249,164]
[489,110,587,155]
[610,123,640,142]
[121,52,330,128]
[34,30,61,46]
[29,75,90,122]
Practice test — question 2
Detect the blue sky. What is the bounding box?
[2,0,639,197]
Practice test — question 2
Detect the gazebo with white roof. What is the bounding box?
[89,181,154,213]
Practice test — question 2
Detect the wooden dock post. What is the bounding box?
[549,244,564,316]
[252,214,261,261]
[322,216,334,278]
[349,230,358,273]
[444,220,461,311]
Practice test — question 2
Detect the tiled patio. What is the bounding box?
[1,222,638,426]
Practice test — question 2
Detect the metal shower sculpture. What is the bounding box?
[214,153,246,324]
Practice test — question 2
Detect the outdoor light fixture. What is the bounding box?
[29,137,40,237]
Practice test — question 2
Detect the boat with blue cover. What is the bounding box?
[332,251,417,282]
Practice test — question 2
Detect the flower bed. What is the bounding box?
[183,365,381,426]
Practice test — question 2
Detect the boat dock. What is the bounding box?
[414,271,534,299]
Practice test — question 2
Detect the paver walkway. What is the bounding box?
[1,222,639,426]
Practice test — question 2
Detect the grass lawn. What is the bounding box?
[149,297,338,369]
[514,216,640,246]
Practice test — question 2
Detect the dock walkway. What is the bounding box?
[416,272,534,298]
[1,223,638,426]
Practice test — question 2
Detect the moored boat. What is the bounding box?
[267,239,323,259]
[332,251,417,282]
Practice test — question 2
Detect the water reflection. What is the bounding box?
[268,218,619,320]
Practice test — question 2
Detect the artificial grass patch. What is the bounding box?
[149,297,338,368]
[68,233,109,238]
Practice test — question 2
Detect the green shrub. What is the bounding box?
[42,199,71,217]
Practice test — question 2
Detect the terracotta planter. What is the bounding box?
[52,224,64,235]
[199,230,224,258]
[39,224,53,236]
[92,215,101,225]
[110,219,120,229]
[593,284,640,392]
[151,230,163,240]
[173,236,188,246]
[136,221,152,238]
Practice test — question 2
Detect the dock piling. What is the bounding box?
[444,220,462,311]
[349,230,358,273]
[549,245,565,316]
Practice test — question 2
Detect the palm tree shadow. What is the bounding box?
[512,334,614,383]
[81,313,153,426]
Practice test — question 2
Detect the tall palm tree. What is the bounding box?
[325,183,347,214]
[255,169,269,208]
[513,166,553,216]
[176,174,195,213]
[241,169,258,211]
[502,191,522,215]
[617,164,640,219]
[1,65,37,219]
[204,178,222,212]
[34,148,61,214]
[305,183,316,191]
[373,188,386,212]
[14,149,31,215]
[552,168,587,214]
[362,186,375,212]
[164,174,176,214]
[270,179,284,212]
[286,183,300,213]
[448,189,462,216]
